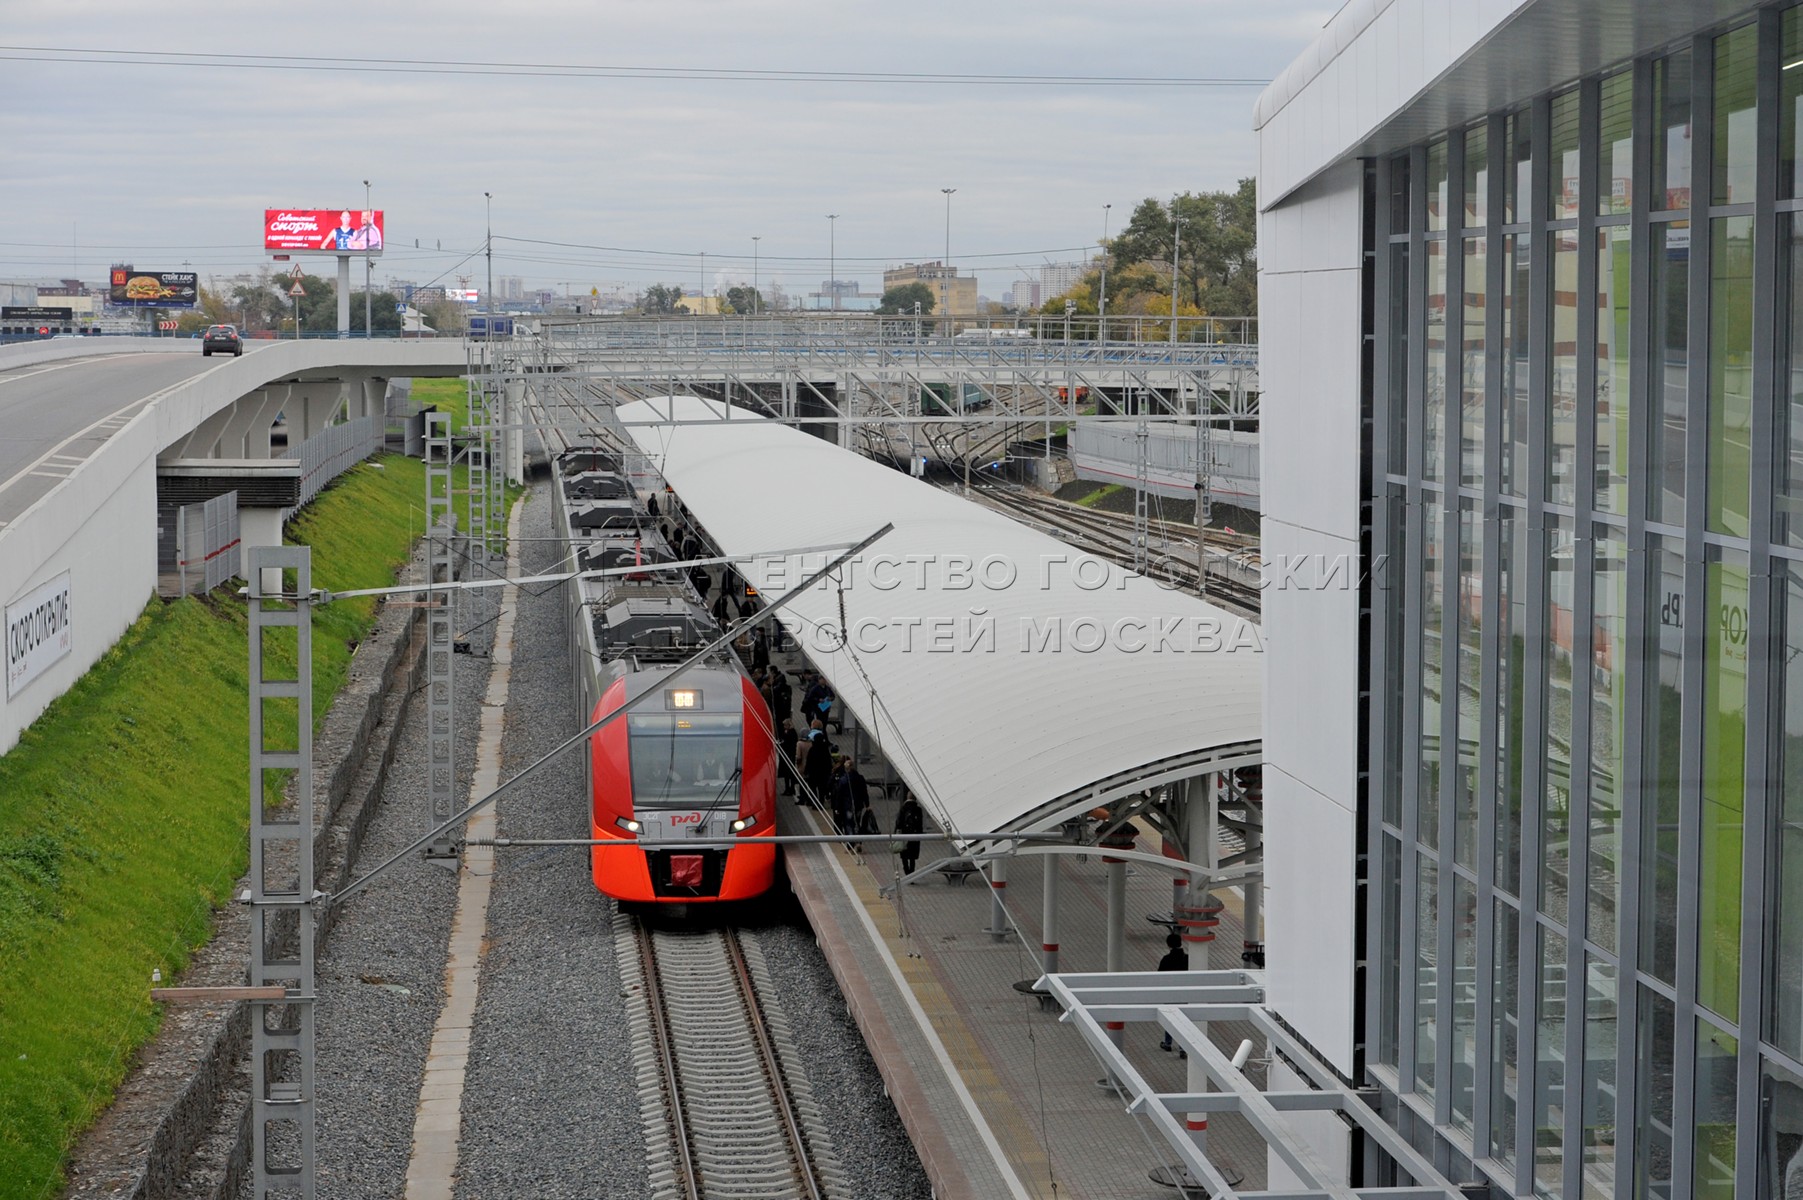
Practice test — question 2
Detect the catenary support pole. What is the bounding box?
[985,856,1009,941]
[248,546,317,1199]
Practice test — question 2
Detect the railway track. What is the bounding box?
[618,915,848,1200]
[973,484,1264,617]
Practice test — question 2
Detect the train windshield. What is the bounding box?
[627,714,743,808]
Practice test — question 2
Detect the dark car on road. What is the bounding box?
[201,325,242,357]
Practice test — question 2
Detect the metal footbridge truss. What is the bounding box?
[502,316,1257,468]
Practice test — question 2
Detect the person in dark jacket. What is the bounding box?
[771,672,793,724]
[690,565,711,602]
[646,491,660,518]
[750,625,770,671]
[833,758,869,838]
[894,793,925,877]
[777,718,798,796]
[802,728,835,810]
[1157,933,1190,1052]
[802,675,835,728]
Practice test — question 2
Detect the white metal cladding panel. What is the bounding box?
[619,397,1263,837]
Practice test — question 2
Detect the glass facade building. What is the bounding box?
[1365,8,1803,1196]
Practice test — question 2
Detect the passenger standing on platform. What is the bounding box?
[778,718,798,796]
[647,491,660,518]
[691,565,711,602]
[803,727,834,810]
[894,793,925,878]
[750,626,770,672]
[835,758,869,835]
[772,672,793,724]
[711,590,731,626]
[802,675,835,729]
[1157,933,1190,1053]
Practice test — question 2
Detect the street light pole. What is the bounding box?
[751,236,761,315]
[1098,202,1112,346]
[484,192,493,318]
[363,179,372,338]
[700,251,707,311]
[826,214,838,312]
[1170,195,1181,348]
[940,188,956,322]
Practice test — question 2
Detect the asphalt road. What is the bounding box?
[0,348,255,526]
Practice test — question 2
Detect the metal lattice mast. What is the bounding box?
[248,546,317,1199]
[467,378,489,569]
[1132,414,1150,573]
[423,411,458,861]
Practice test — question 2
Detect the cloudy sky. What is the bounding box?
[0,1,1336,300]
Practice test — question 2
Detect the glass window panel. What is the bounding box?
[1491,901,1522,1167]
[1707,215,1755,538]
[1589,532,1627,956]
[1600,71,1634,216]
[1775,564,1803,1058]
[1503,233,1532,497]
[1544,517,1575,927]
[1427,138,1450,233]
[1635,987,1676,1200]
[1712,23,1759,207]
[1385,487,1408,830]
[1551,231,1581,507]
[1641,537,1685,985]
[1596,226,1632,515]
[1786,8,1803,201]
[1698,550,1749,1020]
[1391,153,1413,234]
[1508,111,1534,225]
[1536,926,1570,1199]
[1421,503,1445,851]
[1654,52,1694,213]
[1455,502,1482,869]
[1497,508,1529,896]
[1416,854,1440,1099]
[1580,957,1618,1199]
[1466,124,1490,229]
[1693,1018,1738,1200]
[1390,241,1412,476]
[1451,874,1478,1133]
[1782,214,1803,548]
[1759,1057,1803,1197]
[1551,90,1581,222]
[1379,835,1403,1066]
[1427,238,1448,484]
[1652,221,1690,527]
[1463,237,1488,488]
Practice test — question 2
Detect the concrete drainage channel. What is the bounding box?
[62,543,437,1200]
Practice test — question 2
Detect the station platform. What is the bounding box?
[774,717,1270,1199]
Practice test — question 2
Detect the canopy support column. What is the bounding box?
[1041,851,1061,974]
[984,857,1009,941]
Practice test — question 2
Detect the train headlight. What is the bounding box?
[730,815,757,834]
[615,816,642,834]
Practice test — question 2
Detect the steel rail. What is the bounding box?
[723,931,828,1200]
[636,923,703,1200]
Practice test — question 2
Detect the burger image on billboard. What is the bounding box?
[108,269,197,309]
[265,209,384,256]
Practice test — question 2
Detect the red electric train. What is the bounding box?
[556,445,779,906]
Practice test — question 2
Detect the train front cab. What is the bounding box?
[589,671,777,904]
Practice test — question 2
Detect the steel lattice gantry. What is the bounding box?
[501,317,1259,466]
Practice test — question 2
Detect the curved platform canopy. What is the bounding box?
[616,396,1263,839]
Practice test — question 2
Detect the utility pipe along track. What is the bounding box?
[617,914,848,1200]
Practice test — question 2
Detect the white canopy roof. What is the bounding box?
[617,397,1263,836]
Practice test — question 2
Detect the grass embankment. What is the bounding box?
[0,454,447,1199]
[409,376,470,433]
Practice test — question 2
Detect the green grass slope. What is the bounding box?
[0,454,434,1198]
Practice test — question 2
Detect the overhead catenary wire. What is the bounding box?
[0,45,1270,88]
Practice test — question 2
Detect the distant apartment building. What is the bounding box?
[883,261,977,317]
[1038,260,1089,301]
[1009,279,1041,310]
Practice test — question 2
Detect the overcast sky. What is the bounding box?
[0,2,1336,300]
